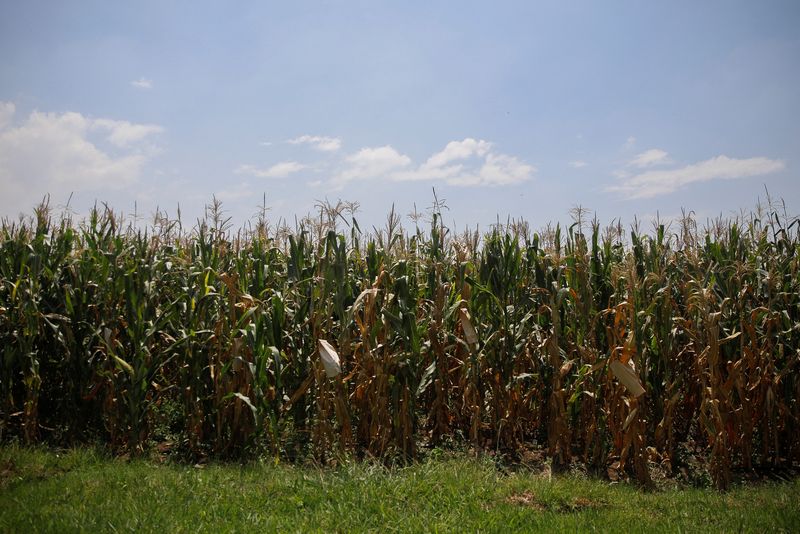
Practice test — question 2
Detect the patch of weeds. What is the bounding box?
[674,442,713,487]
[149,395,184,444]
[506,491,547,510]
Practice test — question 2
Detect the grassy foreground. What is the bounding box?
[1,446,798,533]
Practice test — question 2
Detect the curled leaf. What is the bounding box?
[351,288,379,312]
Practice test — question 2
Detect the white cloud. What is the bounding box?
[569,160,588,168]
[422,138,491,170]
[287,135,342,152]
[331,138,534,188]
[333,145,411,186]
[131,77,153,90]
[608,155,785,199]
[0,101,14,130]
[235,161,306,179]
[628,148,669,168]
[92,119,163,147]
[391,138,493,182]
[446,153,533,187]
[623,136,637,150]
[0,102,162,214]
[251,137,533,190]
[259,141,273,147]
[395,138,533,186]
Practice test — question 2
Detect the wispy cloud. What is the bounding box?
[0,101,14,130]
[130,77,153,90]
[423,138,492,170]
[396,138,533,186]
[215,181,253,202]
[569,160,588,168]
[92,119,163,147]
[0,101,162,214]
[392,138,493,182]
[232,137,533,191]
[235,161,307,179]
[333,146,411,186]
[623,136,637,150]
[628,148,670,168]
[608,155,785,199]
[332,138,534,188]
[444,153,533,186]
[287,135,342,152]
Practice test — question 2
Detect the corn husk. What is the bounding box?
[459,308,479,347]
[623,407,639,430]
[610,359,645,397]
[351,288,379,312]
[318,339,341,378]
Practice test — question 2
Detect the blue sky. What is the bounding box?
[1,1,798,230]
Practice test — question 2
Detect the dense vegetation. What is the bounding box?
[1,197,798,489]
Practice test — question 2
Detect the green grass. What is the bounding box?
[1,446,798,533]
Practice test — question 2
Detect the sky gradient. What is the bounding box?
[1,1,798,231]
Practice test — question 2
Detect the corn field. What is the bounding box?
[1,198,798,489]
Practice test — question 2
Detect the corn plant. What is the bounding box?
[0,197,797,489]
